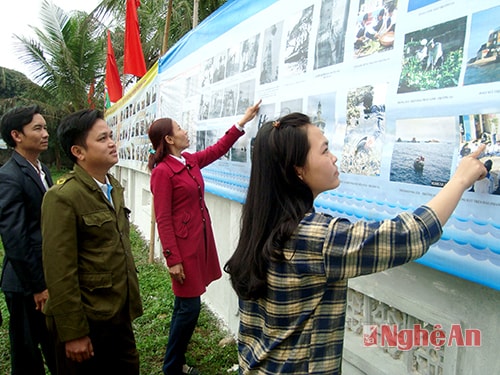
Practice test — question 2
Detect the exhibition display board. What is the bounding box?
[107,0,500,290]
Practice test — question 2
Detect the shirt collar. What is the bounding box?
[93,175,112,195]
[169,154,186,165]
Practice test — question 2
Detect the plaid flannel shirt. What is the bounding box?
[238,206,442,374]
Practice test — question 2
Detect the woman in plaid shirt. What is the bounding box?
[225,112,486,374]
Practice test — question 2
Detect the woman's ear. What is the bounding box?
[164,134,173,145]
[294,166,304,181]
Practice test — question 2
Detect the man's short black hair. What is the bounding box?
[0,105,42,148]
[57,109,104,163]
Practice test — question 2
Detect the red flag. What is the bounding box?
[124,0,147,77]
[105,30,123,103]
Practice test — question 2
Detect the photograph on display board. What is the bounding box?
[257,103,276,128]
[226,44,240,78]
[181,110,196,137]
[283,5,314,75]
[340,84,386,176]
[209,128,231,162]
[407,0,442,12]
[306,92,336,133]
[201,56,214,87]
[199,93,210,120]
[354,0,397,59]
[208,130,226,160]
[202,51,229,86]
[184,74,198,97]
[279,98,303,117]
[240,34,260,73]
[111,82,158,168]
[390,117,456,187]
[398,16,467,93]
[459,113,500,195]
[209,89,223,119]
[196,130,207,152]
[313,0,350,69]
[231,128,252,163]
[212,52,226,84]
[222,84,238,117]
[260,22,283,84]
[236,80,255,115]
[463,5,500,86]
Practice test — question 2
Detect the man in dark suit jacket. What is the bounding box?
[0,105,56,374]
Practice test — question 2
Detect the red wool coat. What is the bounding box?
[150,125,244,297]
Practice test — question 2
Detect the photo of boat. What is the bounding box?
[414,155,425,172]
[467,27,500,67]
[463,6,500,85]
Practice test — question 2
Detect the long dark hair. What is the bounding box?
[147,118,174,171]
[224,112,313,300]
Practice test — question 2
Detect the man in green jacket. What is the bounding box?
[41,109,143,375]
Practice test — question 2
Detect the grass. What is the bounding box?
[0,169,239,375]
[130,228,239,375]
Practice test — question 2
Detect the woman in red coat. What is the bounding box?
[148,100,260,375]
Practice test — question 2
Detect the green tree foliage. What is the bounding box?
[15,0,106,112]
[0,68,34,100]
[0,67,65,167]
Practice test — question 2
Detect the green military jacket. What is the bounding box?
[42,164,143,342]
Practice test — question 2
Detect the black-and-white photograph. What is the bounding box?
[283,5,314,75]
[209,89,223,119]
[226,44,240,78]
[222,85,238,118]
[201,56,214,87]
[240,34,260,72]
[279,98,303,116]
[198,94,210,120]
[260,22,283,84]
[314,0,350,69]
[236,80,255,114]
[212,52,226,83]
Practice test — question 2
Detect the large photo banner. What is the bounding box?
[106,62,159,172]
[121,0,499,290]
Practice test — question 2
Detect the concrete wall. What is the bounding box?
[116,165,500,374]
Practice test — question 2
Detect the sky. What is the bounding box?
[0,0,101,80]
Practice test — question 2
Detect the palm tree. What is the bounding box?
[13,0,106,167]
[15,0,106,112]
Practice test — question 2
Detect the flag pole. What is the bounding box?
[161,0,173,55]
[152,0,173,263]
